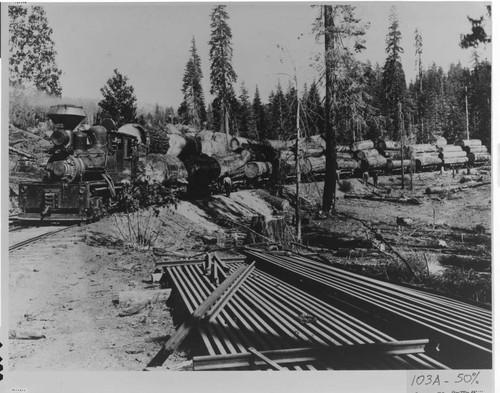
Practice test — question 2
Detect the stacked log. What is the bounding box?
[245,161,273,179]
[464,145,489,155]
[215,150,252,179]
[454,139,490,164]
[230,136,256,151]
[438,145,468,166]
[167,134,202,158]
[387,159,412,170]
[434,137,448,147]
[337,152,359,170]
[468,152,491,164]
[376,139,401,151]
[455,139,482,148]
[182,154,221,184]
[352,140,374,151]
[136,154,188,184]
[305,156,326,173]
[408,144,441,169]
[281,158,313,176]
[200,140,230,157]
[266,139,293,150]
[300,134,326,150]
[198,130,230,145]
[354,148,380,160]
[361,154,388,169]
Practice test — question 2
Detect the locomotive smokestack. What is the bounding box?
[51,128,71,147]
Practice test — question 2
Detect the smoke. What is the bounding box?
[9,86,100,129]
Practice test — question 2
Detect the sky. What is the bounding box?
[40,2,491,112]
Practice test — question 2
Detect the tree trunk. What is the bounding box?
[322,5,337,214]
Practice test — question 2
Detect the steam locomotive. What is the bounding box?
[16,105,253,223]
[17,105,150,223]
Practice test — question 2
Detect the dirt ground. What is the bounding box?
[8,163,491,370]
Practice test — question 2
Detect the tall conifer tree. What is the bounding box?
[209,5,237,136]
[179,37,207,127]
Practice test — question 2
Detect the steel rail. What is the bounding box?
[247,252,492,349]
[169,265,312,370]
[183,264,304,355]
[243,250,492,352]
[250,247,491,317]
[163,261,448,370]
[289,251,492,318]
[148,263,256,366]
[244,250,492,329]
[170,265,287,354]
[253,254,492,341]
[270,251,493,337]
[9,224,79,252]
[276,250,492,317]
[243,263,446,369]
[230,262,445,370]
[156,257,246,267]
[193,339,431,371]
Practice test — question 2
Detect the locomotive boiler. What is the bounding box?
[18,105,147,222]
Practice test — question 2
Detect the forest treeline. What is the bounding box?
[9,4,491,148]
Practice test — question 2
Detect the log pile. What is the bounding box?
[408,144,442,169]
[245,161,273,179]
[352,141,388,171]
[455,139,490,164]
[438,144,468,166]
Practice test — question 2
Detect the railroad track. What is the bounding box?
[9,224,79,253]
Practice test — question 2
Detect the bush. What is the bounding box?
[112,209,165,250]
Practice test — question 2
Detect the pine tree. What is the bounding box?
[318,4,368,214]
[253,86,268,139]
[460,5,491,49]
[99,69,137,125]
[9,5,62,96]
[304,81,324,136]
[382,7,407,140]
[267,83,287,140]
[209,5,237,135]
[284,81,298,141]
[237,82,257,139]
[178,37,207,127]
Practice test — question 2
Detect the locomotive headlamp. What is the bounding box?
[79,187,86,194]
[51,129,70,147]
[52,161,68,177]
